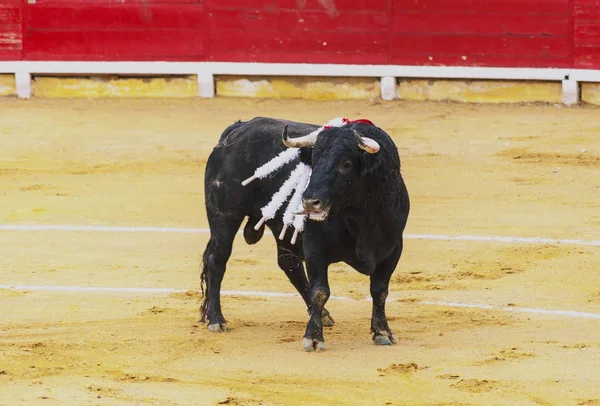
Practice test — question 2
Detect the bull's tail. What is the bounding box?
[199,241,211,323]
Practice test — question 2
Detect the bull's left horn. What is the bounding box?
[282,125,318,148]
[352,130,380,154]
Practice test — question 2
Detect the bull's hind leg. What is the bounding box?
[200,215,243,333]
[275,240,335,327]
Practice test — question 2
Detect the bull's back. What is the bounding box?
[204,117,318,215]
[213,117,317,165]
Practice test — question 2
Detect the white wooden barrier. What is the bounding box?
[0,61,596,104]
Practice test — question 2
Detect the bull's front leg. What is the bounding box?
[370,242,403,345]
[302,258,330,352]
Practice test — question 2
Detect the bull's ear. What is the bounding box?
[359,148,382,179]
[298,147,313,166]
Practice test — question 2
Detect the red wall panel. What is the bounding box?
[3,0,600,71]
[389,37,573,68]
[390,0,572,68]
[208,9,388,32]
[208,31,388,64]
[393,0,569,14]
[22,1,206,61]
[207,0,388,12]
[574,0,600,68]
[25,0,202,4]
[25,30,205,61]
[25,5,204,30]
[206,0,389,64]
[392,14,570,37]
[0,0,22,60]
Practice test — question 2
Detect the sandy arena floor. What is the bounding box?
[0,98,599,406]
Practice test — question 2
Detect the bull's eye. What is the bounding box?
[339,160,353,173]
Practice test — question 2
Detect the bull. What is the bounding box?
[200,117,410,351]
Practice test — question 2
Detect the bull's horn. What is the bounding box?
[352,130,380,154]
[282,125,318,148]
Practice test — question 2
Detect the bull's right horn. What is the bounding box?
[282,125,318,148]
[352,130,380,154]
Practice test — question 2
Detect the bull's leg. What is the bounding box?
[302,259,330,351]
[275,243,335,327]
[370,241,403,345]
[199,218,242,333]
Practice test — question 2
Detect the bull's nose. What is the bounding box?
[302,197,323,212]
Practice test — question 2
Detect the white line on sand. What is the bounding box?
[2,284,599,320]
[1,224,598,246]
[0,285,350,300]
[0,224,210,234]
[419,301,600,320]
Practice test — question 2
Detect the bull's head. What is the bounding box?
[282,125,380,221]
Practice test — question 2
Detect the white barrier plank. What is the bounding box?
[0,61,574,80]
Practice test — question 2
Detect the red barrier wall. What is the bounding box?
[206,0,389,64]
[0,0,21,60]
[1,0,600,70]
[389,0,572,68]
[574,0,600,68]
[22,0,206,61]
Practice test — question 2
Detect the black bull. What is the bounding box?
[200,117,410,351]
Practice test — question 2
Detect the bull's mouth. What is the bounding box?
[307,206,331,222]
[295,206,331,221]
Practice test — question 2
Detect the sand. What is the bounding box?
[0,98,599,405]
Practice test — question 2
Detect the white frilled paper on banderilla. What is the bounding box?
[242,160,312,245]
[240,117,349,244]
[284,164,312,245]
[240,147,300,187]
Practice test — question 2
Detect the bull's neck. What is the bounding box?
[348,178,403,237]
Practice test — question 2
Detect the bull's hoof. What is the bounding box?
[373,332,396,346]
[208,322,229,333]
[322,309,335,327]
[302,337,326,352]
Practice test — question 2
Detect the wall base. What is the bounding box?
[0,74,16,96]
[397,79,562,104]
[216,76,379,100]
[581,83,600,105]
[32,76,198,98]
